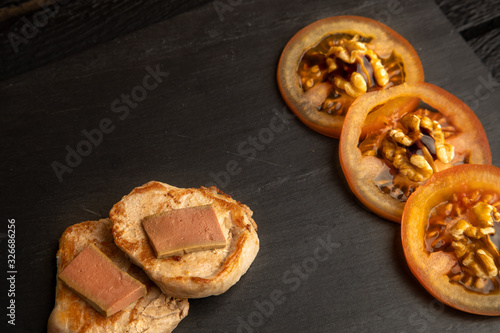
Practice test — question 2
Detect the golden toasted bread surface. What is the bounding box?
[48,219,189,333]
[110,182,259,298]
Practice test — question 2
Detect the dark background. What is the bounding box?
[1,0,500,332]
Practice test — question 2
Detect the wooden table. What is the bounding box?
[2,0,500,332]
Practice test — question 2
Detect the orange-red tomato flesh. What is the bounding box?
[297,33,405,117]
[402,165,500,316]
[425,189,500,295]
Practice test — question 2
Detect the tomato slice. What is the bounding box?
[339,83,491,222]
[277,15,424,138]
[402,164,500,315]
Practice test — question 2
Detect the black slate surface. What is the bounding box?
[2,0,500,332]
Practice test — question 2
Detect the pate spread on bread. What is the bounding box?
[48,219,189,333]
[109,181,259,299]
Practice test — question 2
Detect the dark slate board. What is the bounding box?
[2,0,500,332]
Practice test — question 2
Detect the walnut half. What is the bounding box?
[449,202,500,280]
[379,112,455,182]
[325,35,389,98]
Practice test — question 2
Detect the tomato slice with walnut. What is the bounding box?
[277,15,424,138]
[339,83,491,222]
[402,164,500,315]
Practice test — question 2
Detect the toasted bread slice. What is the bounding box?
[110,181,259,298]
[48,219,189,333]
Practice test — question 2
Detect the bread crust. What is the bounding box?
[109,181,260,298]
[48,219,189,333]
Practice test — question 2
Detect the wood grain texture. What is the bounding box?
[1,0,500,332]
[0,0,50,23]
[0,0,212,80]
[1,0,498,82]
[469,27,500,80]
[435,0,500,30]
[435,0,500,80]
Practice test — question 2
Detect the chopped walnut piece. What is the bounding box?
[400,114,421,133]
[326,58,337,73]
[389,128,413,146]
[333,74,367,98]
[324,35,388,98]
[351,72,367,93]
[409,155,433,179]
[425,189,500,295]
[447,202,500,280]
[462,252,490,279]
[451,241,468,258]
[477,249,498,278]
[369,54,389,86]
[433,129,455,164]
[449,219,468,240]
[473,202,496,228]
[334,77,359,98]
[377,112,456,182]
[296,32,406,119]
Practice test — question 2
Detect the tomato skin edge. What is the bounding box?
[276,15,424,139]
[276,66,342,138]
[339,83,492,223]
[401,164,500,316]
[339,146,402,222]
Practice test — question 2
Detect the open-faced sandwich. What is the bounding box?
[110,181,260,299]
[48,218,189,333]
